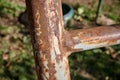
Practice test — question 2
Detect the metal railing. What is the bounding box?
[25,0,120,80]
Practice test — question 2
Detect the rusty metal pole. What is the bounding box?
[25,0,70,80]
[66,25,120,55]
[25,0,120,80]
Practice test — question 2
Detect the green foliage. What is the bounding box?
[0,25,37,80]
[102,0,120,23]
[106,13,120,23]
[74,4,96,21]
[0,0,36,80]
[69,46,120,80]
[0,0,25,17]
[73,0,120,25]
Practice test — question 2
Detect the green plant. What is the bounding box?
[0,0,25,17]
[0,25,37,80]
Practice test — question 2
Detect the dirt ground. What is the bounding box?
[1,0,119,27]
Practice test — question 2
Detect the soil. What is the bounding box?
[1,0,120,27]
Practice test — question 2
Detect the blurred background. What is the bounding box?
[0,0,120,80]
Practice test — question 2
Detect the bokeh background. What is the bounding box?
[0,0,120,80]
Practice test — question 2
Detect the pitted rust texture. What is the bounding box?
[73,26,120,44]
[26,0,70,80]
[26,0,120,79]
[44,0,70,80]
[67,26,120,53]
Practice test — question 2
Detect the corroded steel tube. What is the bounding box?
[26,0,70,80]
[66,25,120,54]
[25,0,120,79]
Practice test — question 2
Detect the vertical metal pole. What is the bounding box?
[96,0,103,22]
[25,0,70,80]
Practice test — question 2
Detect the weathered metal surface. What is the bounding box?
[25,0,120,80]
[26,0,70,80]
[65,25,120,54]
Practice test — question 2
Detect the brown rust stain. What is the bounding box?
[26,1,120,80]
[70,26,120,45]
[26,0,70,80]
[62,30,75,55]
[55,54,63,63]
[26,0,56,80]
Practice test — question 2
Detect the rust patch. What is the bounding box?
[69,26,120,45]
[65,26,120,54]
[26,0,70,80]
[77,26,120,44]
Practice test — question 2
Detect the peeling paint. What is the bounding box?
[74,42,108,50]
[53,36,61,55]
[26,0,71,80]
[68,26,120,53]
[25,0,120,80]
